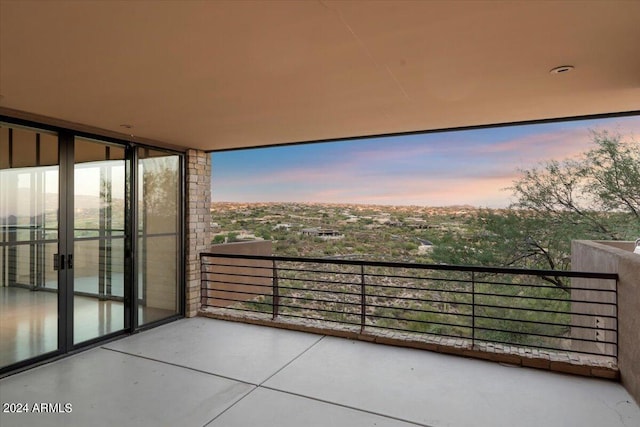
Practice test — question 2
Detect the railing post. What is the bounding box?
[272,259,279,320]
[471,271,476,348]
[200,254,206,311]
[360,264,366,333]
[614,277,618,361]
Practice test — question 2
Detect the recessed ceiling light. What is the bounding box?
[549,65,574,74]
[119,124,133,129]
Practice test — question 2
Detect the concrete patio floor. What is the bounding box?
[1,318,638,427]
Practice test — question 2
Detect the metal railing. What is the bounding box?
[200,253,618,359]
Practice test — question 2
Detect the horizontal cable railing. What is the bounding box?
[200,253,618,359]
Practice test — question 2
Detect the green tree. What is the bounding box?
[509,130,640,239]
[433,131,640,276]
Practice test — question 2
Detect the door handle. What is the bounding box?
[54,254,65,270]
[67,254,73,269]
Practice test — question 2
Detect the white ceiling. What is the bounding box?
[1,0,639,151]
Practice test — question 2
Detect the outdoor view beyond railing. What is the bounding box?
[200,253,618,360]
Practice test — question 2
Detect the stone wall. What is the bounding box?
[185,149,211,317]
[572,240,640,404]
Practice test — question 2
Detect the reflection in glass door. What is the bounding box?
[137,149,180,325]
[0,124,60,368]
[73,138,126,344]
[1,120,183,372]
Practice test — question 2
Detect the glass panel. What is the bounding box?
[0,123,59,368]
[138,150,180,325]
[73,137,126,344]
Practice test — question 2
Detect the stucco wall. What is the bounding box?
[570,247,617,358]
[202,241,273,310]
[572,240,640,404]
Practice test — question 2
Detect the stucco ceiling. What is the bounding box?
[1,0,639,151]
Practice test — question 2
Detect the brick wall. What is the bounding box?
[185,149,211,317]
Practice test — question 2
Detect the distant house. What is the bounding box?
[345,215,359,223]
[273,223,292,231]
[407,218,428,229]
[301,227,316,236]
[301,227,344,239]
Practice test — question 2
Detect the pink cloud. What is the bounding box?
[289,174,518,207]
[214,116,640,207]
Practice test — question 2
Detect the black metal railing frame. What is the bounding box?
[200,252,619,359]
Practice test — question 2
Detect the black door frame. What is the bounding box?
[0,117,185,376]
[61,134,131,351]
[58,131,73,352]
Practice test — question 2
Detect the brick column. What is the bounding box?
[185,149,211,317]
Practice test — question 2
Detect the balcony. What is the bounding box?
[2,240,638,426]
[2,3,640,425]
[196,239,640,404]
[200,251,619,378]
[1,317,639,427]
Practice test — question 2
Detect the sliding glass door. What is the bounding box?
[137,149,181,325]
[0,124,59,367]
[73,137,126,344]
[1,120,184,373]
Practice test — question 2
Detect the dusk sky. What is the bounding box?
[212,115,640,208]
